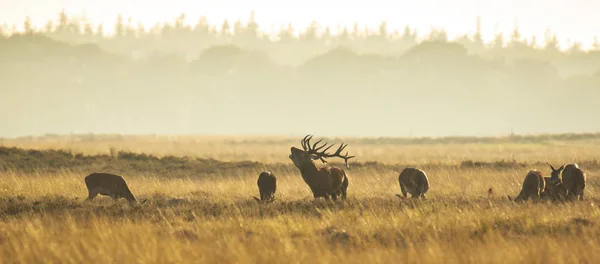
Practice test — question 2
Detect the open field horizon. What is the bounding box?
[1,133,600,263]
[4,2,600,262]
[2,132,600,164]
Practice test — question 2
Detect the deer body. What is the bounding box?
[289,135,354,200]
[562,164,586,201]
[549,164,586,201]
[85,172,137,203]
[541,176,567,201]
[397,167,429,199]
[511,170,545,202]
[255,171,277,202]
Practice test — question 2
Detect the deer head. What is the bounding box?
[549,164,565,183]
[289,134,356,169]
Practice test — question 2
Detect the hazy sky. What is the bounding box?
[3,0,599,48]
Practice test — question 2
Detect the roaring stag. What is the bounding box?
[84,172,138,203]
[509,170,545,202]
[289,135,354,200]
[253,171,277,202]
[396,167,430,199]
[552,164,586,201]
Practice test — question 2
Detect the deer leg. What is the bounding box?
[87,190,98,201]
[331,192,338,201]
[400,184,408,198]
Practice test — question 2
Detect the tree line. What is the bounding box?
[1,11,600,66]
[1,11,599,138]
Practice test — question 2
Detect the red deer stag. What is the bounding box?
[289,135,354,200]
[253,171,277,203]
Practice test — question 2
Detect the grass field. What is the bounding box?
[1,134,600,263]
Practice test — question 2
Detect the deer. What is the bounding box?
[542,165,568,201]
[289,135,354,201]
[396,167,430,199]
[551,164,586,201]
[253,171,277,203]
[508,170,545,202]
[84,172,139,203]
[541,177,566,201]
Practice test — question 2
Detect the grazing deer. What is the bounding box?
[84,172,138,203]
[253,171,277,203]
[549,164,586,201]
[289,135,354,200]
[509,170,545,202]
[561,164,586,201]
[396,167,430,199]
[541,176,567,201]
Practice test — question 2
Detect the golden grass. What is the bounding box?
[1,134,600,263]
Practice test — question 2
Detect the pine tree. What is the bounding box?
[569,40,582,53]
[136,22,146,38]
[246,10,259,38]
[509,23,522,47]
[473,16,483,44]
[233,19,244,36]
[125,16,136,37]
[23,16,33,34]
[544,28,559,50]
[401,25,416,43]
[492,24,504,49]
[175,13,186,29]
[352,22,360,39]
[529,36,538,48]
[338,25,350,42]
[57,9,68,32]
[278,23,294,43]
[115,14,124,37]
[83,21,94,37]
[428,27,448,42]
[378,21,388,37]
[44,20,53,34]
[194,16,210,36]
[96,24,104,38]
[221,19,231,38]
[303,21,318,40]
[593,36,600,50]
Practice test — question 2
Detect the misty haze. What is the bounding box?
[1,8,599,138]
[4,3,600,264]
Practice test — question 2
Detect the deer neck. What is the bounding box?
[299,161,320,177]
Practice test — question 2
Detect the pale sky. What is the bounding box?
[2,0,599,48]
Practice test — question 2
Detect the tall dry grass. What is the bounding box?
[1,134,600,263]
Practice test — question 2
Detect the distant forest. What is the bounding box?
[1,11,599,137]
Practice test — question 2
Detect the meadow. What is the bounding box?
[1,133,600,263]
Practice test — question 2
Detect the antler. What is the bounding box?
[301,134,356,168]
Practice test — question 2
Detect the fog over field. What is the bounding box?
[3,4,600,263]
[1,4,600,138]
